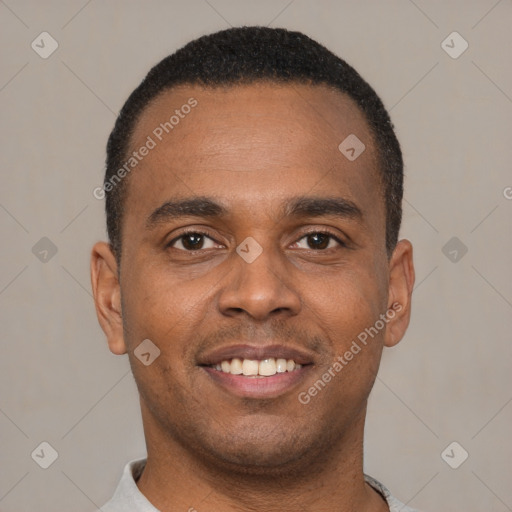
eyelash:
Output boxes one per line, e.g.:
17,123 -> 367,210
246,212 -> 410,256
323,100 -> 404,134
167,228 -> 347,252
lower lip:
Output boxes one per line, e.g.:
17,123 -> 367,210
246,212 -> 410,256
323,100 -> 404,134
202,366 -> 311,399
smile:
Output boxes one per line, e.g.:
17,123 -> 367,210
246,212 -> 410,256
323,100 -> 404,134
198,343 -> 314,398
209,357 -> 302,377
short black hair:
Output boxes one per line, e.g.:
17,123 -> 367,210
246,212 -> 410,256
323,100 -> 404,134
105,26 -> 403,260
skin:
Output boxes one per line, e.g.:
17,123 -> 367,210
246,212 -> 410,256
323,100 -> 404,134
91,83 -> 414,512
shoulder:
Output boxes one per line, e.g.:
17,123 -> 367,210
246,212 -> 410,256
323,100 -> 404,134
102,459 -> 159,512
364,474 -> 421,512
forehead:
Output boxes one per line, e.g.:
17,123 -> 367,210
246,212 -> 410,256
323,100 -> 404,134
131,82 -> 376,170
124,82 -> 383,229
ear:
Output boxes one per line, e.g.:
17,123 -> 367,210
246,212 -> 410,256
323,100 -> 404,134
90,242 -> 126,355
384,239 -> 415,348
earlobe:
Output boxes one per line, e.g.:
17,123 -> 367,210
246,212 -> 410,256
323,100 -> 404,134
90,242 -> 127,355
384,239 -> 415,348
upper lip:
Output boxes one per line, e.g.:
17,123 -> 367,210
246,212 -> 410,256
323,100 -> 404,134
198,344 -> 315,366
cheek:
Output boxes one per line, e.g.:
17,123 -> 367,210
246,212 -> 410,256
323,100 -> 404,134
120,276 -> 195,411
122,263 -> 191,332
120,262 -> 213,378
307,268 -> 386,339
304,267 -> 388,393
306,285 -> 385,410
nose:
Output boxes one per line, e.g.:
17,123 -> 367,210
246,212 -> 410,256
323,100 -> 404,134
218,243 -> 302,321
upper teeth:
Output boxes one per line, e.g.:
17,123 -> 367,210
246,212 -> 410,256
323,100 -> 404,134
213,358 -> 302,377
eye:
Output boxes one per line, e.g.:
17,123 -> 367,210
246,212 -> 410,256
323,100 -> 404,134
292,231 -> 345,250
168,231 -> 220,251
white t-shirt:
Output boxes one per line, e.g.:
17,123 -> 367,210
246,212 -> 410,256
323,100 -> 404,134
102,459 -> 420,512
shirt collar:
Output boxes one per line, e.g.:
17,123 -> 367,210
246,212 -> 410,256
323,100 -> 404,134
102,458 -> 419,512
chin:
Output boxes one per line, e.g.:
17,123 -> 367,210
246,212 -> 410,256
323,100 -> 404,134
219,445 -> 300,469
203,448 -> 309,478
191,421 -> 326,477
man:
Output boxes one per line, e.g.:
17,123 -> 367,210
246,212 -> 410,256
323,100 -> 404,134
91,26 -> 416,511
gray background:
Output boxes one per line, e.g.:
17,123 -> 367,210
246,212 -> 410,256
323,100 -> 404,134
1,1 -> 511,511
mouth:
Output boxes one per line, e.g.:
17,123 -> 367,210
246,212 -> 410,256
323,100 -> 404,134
208,357 -> 303,377
198,344 -> 314,399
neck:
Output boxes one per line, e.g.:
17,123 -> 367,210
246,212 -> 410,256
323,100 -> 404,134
136,403 -> 388,512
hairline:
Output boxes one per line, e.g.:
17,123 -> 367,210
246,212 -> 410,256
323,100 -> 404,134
113,80 -> 389,263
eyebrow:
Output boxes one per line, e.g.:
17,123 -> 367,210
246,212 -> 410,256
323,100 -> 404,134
146,197 -> 228,228
284,196 -> 362,221
146,195 -> 363,229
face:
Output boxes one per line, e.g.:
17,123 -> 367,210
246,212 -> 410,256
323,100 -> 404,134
92,83 -> 414,475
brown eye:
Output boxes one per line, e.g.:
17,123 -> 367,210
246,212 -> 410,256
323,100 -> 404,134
181,233 -> 204,250
306,233 -> 330,249
293,231 -> 344,251
169,232 -> 218,251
